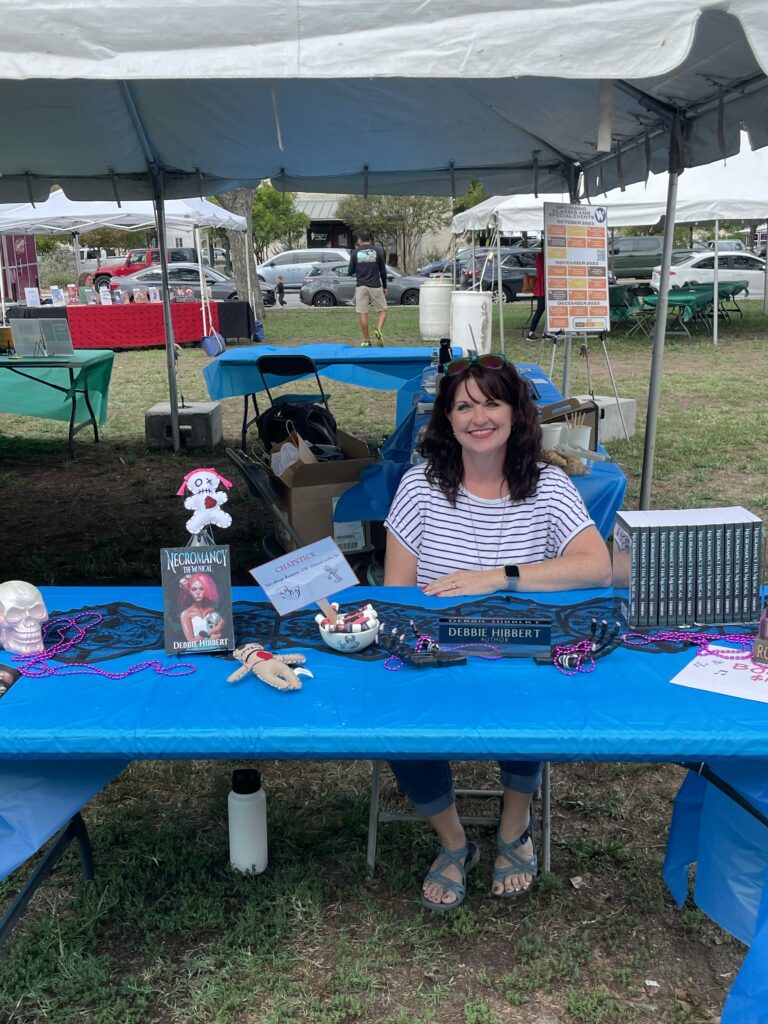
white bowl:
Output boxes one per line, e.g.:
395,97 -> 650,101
317,623 -> 380,653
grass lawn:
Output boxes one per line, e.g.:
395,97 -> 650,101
0,299 -> 766,1023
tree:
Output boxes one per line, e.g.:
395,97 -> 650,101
251,184 -> 310,262
453,180 -> 488,215
214,188 -> 265,319
79,227 -> 151,252
336,195 -> 452,274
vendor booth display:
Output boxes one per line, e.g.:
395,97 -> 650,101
6,300 -> 256,350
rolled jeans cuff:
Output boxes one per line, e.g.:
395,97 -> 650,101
499,764 -> 542,794
411,786 -> 457,818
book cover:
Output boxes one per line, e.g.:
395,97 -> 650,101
148,286 -> 161,303
24,286 -> 41,307
685,522 -> 697,624
647,525 -> 659,627
713,523 -> 724,623
723,523 -> 734,622
753,524 -> 764,619
50,285 -> 65,306
99,286 -> 113,306
112,288 -> 125,305
612,515 -> 640,626
675,523 -> 687,626
66,284 -> 79,304
161,545 -> 234,655
637,526 -> 649,626
733,524 -> 745,623
657,524 -> 669,627
133,289 -> 149,303
749,523 -> 764,620
694,524 -> 707,624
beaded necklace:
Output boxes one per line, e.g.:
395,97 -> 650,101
15,612 -> 196,679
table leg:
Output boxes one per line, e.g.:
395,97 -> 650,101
241,394 -> 261,449
0,812 -> 94,947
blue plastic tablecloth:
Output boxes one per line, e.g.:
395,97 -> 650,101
2,585 -> 767,1020
665,764 -> 768,1024
2,586 -> 765,764
203,344 -> 438,401
334,364 -> 628,537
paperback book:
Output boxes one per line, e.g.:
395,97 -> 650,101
161,545 -> 234,655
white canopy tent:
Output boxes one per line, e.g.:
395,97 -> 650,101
0,0 -> 767,491
0,192 -> 247,236
0,190 -> 248,339
452,132 -> 768,233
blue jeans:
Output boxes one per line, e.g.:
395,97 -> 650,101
388,759 -> 542,817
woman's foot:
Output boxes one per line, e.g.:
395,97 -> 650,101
526,332 -> 538,341
492,810 -> 537,896
421,841 -> 479,910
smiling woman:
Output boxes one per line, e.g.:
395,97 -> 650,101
382,352 -> 612,912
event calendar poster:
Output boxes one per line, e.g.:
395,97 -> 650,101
543,202 -> 610,333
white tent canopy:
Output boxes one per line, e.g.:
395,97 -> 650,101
0,2 -> 768,203
452,133 -> 768,233
0,191 -> 246,235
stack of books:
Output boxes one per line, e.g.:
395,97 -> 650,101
613,507 -> 763,627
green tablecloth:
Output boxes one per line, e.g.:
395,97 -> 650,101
0,351 -> 114,425
642,290 -> 713,323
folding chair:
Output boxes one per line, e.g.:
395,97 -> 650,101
366,761 -> 552,880
240,352 -> 332,448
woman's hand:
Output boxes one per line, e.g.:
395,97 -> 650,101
422,568 -> 506,597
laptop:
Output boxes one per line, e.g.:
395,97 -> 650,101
8,320 -> 46,356
39,319 -> 74,355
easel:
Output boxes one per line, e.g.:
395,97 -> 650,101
536,330 -> 630,441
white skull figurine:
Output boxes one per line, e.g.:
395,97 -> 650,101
0,581 -> 49,655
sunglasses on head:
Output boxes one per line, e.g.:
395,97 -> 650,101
443,352 -> 509,376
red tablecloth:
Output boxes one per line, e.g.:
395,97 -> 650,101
64,302 -> 219,349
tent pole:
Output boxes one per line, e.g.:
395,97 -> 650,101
495,215 -> 504,354
712,217 -> 719,347
194,226 -> 211,337
0,236 -> 7,325
72,231 -> 82,280
153,176 -> 181,451
639,170 -> 679,510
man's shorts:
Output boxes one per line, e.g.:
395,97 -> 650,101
355,286 -> 387,314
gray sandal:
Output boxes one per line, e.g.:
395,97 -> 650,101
420,841 -> 480,912
492,817 -> 538,898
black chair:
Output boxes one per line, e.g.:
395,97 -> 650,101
240,353 -> 332,448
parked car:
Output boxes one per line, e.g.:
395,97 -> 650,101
704,239 -> 748,251
257,247 -> 350,289
111,262 -> 276,305
460,248 -> 540,298
299,262 -> 423,306
608,236 -> 701,279
651,251 -> 766,300
82,247 -> 199,291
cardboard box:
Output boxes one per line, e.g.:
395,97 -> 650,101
268,430 -> 378,553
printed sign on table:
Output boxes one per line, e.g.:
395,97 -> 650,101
543,202 -> 609,333
250,537 -> 359,617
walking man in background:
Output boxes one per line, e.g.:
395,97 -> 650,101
349,230 -> 387,346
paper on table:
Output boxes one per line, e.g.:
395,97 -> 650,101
249,536 -> 359,617
670,645 -> 768,704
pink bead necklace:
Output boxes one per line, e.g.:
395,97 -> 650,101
622,629 -> 755,660
15,612 -> 196,679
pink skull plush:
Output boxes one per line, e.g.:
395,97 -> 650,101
0,581 -> 48,655
177,468 -> 233,535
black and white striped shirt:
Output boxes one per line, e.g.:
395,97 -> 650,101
385,463 -> 593,587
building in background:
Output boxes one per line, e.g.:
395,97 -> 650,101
1,234 -> 39,301
291,193 -> 452,265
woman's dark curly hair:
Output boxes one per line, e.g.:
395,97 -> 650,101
420,360 -> 542,505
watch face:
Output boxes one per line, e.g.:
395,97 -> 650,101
505,564 -> 520,579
